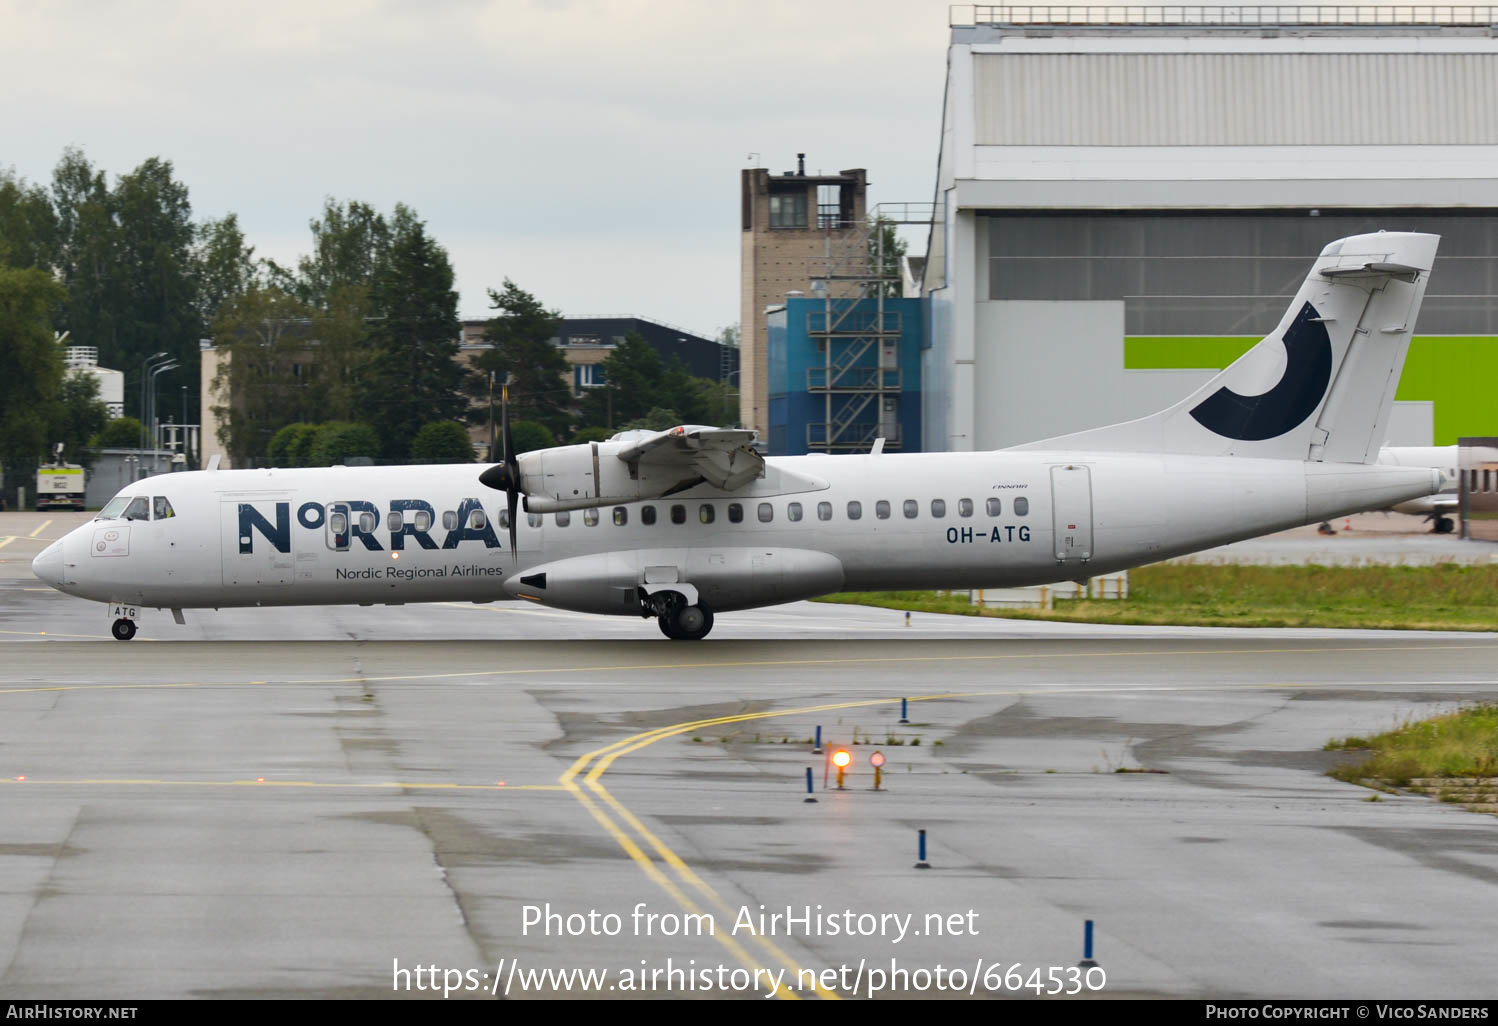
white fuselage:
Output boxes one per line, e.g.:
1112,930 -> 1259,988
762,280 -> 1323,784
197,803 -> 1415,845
39,450 -> 1439,615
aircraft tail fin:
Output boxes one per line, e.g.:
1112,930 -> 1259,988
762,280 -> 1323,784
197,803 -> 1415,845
1014,231 -> 1439,464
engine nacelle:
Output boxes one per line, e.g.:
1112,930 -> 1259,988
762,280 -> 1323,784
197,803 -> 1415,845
518,440 -> 703,513
502,547 -> 845,615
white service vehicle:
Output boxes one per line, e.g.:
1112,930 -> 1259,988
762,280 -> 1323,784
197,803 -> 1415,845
33,231 -> 1445,641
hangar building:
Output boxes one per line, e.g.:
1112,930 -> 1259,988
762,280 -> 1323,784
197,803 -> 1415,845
922,5 -> 1498,453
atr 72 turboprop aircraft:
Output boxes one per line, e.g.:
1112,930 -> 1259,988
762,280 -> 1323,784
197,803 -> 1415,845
33,231 -> 1446,641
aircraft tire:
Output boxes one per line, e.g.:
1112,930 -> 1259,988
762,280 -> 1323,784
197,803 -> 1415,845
657,615 -> 681,640
111,618 -> 137,642
667,604 -> 713,641
1434,516 -> 1455,534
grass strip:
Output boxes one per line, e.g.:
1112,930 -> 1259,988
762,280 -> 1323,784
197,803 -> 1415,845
1326,705 -> 1498,786
814,564 -> 1498,632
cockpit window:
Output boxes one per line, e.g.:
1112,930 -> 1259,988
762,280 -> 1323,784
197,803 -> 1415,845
98,496 -> 132,519
122,497 -> 150,521
153,496 -> 175,519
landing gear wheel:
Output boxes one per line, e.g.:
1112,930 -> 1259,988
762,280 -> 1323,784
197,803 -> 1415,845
1434,516 -> 1455,534
664,604 -> 713,641
111,618 -> 137,642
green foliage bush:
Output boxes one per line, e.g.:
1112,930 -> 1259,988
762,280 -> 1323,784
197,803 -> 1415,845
410,420 -> 474,463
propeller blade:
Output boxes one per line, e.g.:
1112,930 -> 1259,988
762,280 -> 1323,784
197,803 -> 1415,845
487,371 -> 496,463
508,490 -> 519,564
502,384 -> 515,476
502,383 -> 518,563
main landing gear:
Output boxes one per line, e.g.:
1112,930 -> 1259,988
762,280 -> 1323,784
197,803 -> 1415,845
111,618 -> 137,641
642,589 -> 715,641
658,603 -> 714,641
1432,515 -> 1455,535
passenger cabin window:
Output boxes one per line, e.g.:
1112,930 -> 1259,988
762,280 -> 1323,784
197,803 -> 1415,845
469,510 -> 486,531
758,502 -> 773,523
641,505 -> 657,526
555,511 -> 570,527
699,504 -> 715,524
787,502 -> 803,522
528,512 -> 543,528
1014,497 -> 1029,516
442,511 -> 458,531
875,500 -> 890,519
123,497 -> 150,521
585,508 -> 599,527
613,507 -> 628,526
153,496 -> 175,519
362,511 -> 379,533
986,497 -> 1002,516
930,499 -> 945,518
387,511 -> 404,532
414,510 -> 432,532
670,505 -> 686,525
728,503 -> 743,524
817,501 -> 832,521
903,499 -> 918,519
958,498 -> 973,518
498,508 -> 510,530
847,501 -> 862,520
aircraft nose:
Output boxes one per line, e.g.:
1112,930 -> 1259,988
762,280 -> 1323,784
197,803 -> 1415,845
31,540 -> 65,589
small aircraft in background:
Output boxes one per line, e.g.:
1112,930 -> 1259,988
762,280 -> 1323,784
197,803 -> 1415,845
33,231 -> 1444,640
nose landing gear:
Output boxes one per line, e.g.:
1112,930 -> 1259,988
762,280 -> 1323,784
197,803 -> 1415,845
108,603 -> 139,642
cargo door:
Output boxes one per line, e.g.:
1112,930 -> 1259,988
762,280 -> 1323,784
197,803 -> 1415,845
1050,465 -> 1093,564
221,497 -> 295,588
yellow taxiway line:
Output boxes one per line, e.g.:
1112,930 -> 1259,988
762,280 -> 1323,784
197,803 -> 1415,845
29,519 -> 53,538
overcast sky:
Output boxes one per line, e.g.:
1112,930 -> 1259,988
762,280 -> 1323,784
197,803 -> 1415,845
2,0 -> 954,339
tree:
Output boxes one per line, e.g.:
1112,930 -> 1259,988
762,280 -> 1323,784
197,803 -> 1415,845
209,285 -> 318,464
868,218 -> 908,298
266,422 -> 319,467
51,150 -> 207,422
619,408 -> 683,432
92,417 -> 145,448
578,332 -> 662,429
49,372 -> 109,466
357,207 -> 463,459
410,421 -> 474,463
570,426 -> 612,445
308,421 -> 381,465
0,168 -> 58,270
271,199 -> 390,310
195,213 -> 259,327
0,267 -> 68,507
508,420 -> 555,455
111,157 -> 201,402
51,148 -> 120,362
468,280 -> 571,437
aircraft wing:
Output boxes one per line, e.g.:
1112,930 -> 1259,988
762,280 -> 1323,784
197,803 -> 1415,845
616,426 -> 764,492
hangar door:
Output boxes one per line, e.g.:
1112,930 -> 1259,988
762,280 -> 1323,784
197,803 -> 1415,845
1050,465 -> 1093,564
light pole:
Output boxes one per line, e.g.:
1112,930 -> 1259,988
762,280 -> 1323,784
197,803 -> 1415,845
148,361 -> 180,455
139,352 -> 170,448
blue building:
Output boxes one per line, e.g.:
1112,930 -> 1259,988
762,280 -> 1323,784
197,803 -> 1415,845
766,296 -> 922,455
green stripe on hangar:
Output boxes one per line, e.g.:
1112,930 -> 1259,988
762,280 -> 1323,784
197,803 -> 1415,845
1123,336 -> 1498,446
